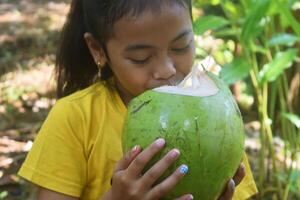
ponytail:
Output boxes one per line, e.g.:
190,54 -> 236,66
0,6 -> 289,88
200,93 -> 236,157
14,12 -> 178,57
55,0 -> 101,98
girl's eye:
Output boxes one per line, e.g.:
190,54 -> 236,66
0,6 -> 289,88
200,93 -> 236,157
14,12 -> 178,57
171,40 -> 194,53
130,57 -> 150,64
171,44 -> 191,53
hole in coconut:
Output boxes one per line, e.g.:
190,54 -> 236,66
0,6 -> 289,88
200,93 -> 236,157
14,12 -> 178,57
153,65 -> 219,97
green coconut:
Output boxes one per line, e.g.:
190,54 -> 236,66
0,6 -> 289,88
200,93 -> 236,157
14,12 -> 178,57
122,65 -> 245,200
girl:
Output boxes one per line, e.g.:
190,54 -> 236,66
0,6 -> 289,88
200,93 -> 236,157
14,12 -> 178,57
18,0 -> 258,199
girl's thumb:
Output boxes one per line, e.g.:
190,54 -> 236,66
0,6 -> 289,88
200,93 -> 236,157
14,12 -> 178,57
114,145 -> 142,172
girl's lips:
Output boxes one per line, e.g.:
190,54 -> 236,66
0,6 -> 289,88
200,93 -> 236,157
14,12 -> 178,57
166,78 -> 183,86
151,74 -> 185,89
153,64 -> 219,97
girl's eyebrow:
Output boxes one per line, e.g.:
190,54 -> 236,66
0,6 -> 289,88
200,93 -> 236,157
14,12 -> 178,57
171,29 -> 193,42
125,44 -> 153,52
124,29 -> 193,52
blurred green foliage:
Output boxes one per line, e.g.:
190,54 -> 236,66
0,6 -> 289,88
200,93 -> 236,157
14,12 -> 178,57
192,0 -> 300,199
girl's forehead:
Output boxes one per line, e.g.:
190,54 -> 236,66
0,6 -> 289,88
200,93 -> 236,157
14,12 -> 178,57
111,5 -> 192,43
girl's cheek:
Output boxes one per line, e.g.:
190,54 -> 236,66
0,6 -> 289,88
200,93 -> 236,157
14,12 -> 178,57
179,53 -> 195,74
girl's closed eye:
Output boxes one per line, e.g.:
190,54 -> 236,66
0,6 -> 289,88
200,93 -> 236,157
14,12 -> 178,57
129,56 -> 151,64
171,39 -> 194,53
128,40 -> 194,65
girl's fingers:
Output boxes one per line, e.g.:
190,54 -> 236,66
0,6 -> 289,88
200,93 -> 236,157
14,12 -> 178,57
218,163 -> 244,200
114,145 -> 142,173
218,179 -> 235,200
174,194 -> 194,200
141,148 -> 180,187
147,164 -> 189,200
127,138 -> 166,176
233,163 -> 246,186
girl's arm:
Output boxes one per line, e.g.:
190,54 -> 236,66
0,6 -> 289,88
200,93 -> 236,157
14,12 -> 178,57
37,187 -> 78,200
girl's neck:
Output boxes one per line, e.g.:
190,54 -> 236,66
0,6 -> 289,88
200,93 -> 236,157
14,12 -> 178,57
113,78 -> 133,107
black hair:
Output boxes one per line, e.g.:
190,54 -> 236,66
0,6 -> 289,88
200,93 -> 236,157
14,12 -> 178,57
55,0 -> 192,98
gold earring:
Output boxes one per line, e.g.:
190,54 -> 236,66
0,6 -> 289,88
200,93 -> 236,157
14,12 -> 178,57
97,61 -> 102,78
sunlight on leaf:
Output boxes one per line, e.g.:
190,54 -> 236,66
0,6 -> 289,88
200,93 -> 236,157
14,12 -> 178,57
282,113 -> 300,128
267,33 -> 300,47
193,15 -> 229,35
0,191 -> 8,199
259,49 -> 297,83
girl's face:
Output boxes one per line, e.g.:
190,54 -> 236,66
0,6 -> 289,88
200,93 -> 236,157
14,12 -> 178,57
87,4 -> 195,105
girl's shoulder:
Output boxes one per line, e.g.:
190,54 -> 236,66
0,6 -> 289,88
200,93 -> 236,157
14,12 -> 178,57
60,80 -> 109,103
35,78 -> 125,152
53,78 -> 126,118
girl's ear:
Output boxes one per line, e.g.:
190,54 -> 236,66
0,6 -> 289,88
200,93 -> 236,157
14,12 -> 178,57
84,32 -> 107,68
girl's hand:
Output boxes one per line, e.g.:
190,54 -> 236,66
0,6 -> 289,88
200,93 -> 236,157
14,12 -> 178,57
218,163 -> 246,200
103,138 -> 193,200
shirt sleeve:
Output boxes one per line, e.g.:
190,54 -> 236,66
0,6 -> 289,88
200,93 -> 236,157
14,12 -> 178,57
18,99 -> 87,197
233,153 -> 258,200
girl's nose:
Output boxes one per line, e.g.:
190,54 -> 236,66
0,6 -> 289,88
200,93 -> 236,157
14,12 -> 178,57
153,58 -> 176,80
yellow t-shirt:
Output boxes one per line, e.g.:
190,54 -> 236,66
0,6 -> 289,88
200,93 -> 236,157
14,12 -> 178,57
18,79 -> 258,200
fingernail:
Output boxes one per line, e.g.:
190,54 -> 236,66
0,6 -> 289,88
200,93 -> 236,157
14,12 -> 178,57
131,145 -> 140,154
179,165 -> 189,174
187,194 -> 193,200
170,149 -> 180,158
229,179 -> 235,191
240,163 -> 245,170
155,138 -> 165,147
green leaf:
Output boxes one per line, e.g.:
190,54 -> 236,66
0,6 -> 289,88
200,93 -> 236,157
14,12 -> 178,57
193,15 -> 229,35
241,0 -> 271,45
250,42 -> 268,54
222,1 -> 242,21
240,0 -> 253,12
267,33 -> 300,47
290,170 -> 300,193
193,0 -> 220,7
259,49 -> 297,83
0,191 -> 8,199
289,0 -> 299,8
213,27 -> 241,37
282,113 -> 300,128
220,58 -> 251,84
277,1 -> 300,36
